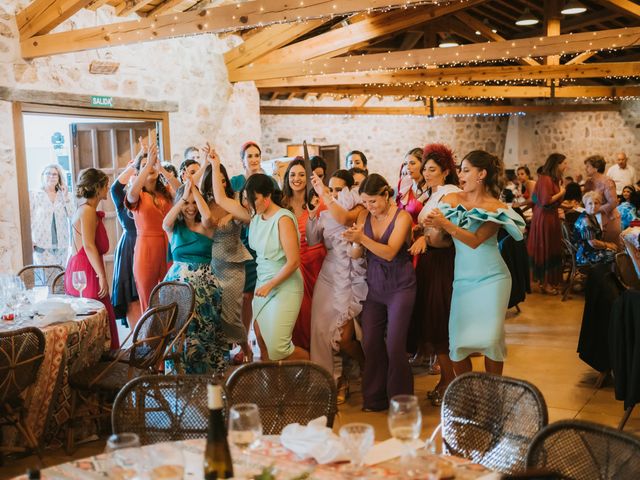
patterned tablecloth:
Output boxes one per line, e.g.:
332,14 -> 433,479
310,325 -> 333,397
10,437 -> 493,480
621,227 -> 640,278
0,296 -> 110,448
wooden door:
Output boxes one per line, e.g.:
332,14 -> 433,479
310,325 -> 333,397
70,121 -> 158,282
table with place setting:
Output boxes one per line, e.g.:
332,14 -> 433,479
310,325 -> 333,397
0,291 -> 111,448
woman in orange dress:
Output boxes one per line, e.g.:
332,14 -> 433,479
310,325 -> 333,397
282,158 -> 327,351
126,144 -> 173,313
65,168 -> 119,350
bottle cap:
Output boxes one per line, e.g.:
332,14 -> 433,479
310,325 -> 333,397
207,384 -> 224,410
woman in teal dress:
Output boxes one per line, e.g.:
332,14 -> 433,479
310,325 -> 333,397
162,178 -> 225,374
426,150 -> 525,376
205,146 -> 308,361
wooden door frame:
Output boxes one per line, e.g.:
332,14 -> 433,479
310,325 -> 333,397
12,102 -> 171,267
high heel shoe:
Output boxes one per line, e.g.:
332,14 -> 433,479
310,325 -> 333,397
430,390 -> 443,407
337,379 -> 350,405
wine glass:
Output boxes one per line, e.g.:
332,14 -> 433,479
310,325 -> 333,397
228,403 -> 262,475
4,277 -> 26,325
105,433 -> 143,479
72,271 -> 87,299
105,433 -> 141,452
339,423 -> 375,477
388,395 -> 423,476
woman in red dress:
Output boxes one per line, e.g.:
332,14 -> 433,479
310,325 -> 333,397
65,168 -> 119,350
282,158 -> 327,351
527,153 -> 568,295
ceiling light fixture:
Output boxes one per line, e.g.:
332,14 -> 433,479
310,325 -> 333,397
438,33 -> 459,48
515,8 -> 539,26
561,0 -> 587,15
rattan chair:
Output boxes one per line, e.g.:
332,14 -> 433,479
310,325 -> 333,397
148,281 -> 196,369
50,271 -> 66,295
112,375 -> 213,446
440,372 -> 548,474
17,264 -> 64,290
614,252 -> 640,291
225,361 -> 337,435
0,327 -> 46,460
66,303 -> 178,452
526,419 -> 640,479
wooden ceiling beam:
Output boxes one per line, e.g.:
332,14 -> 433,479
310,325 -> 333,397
231,26 -> 640,82
544,0 -> 561,66
16,0 -> 93,39
353,95 -> 370,107
260,103 -> 622,115
565,51 -> 597,65
86,0 -> 111,10
253,0 -> 488,65
145,0 -> 190,17
455,11 -> 540,66
258,84 -> 640,98
600,0 -> 640,18
225,19 -> 325,71
254,62 -> 640,88
20,0 -> 426,58
115,0 -> 156,17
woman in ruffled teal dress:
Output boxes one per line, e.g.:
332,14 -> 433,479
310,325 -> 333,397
162,177 -> 225,374
425,150 -> 525,376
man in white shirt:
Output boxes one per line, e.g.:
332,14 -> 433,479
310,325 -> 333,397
607,152 -> 636,195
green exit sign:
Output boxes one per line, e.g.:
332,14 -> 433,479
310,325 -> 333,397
91,95 -> 113,108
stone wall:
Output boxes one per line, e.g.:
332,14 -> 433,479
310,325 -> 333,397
0,3 -> 261,271
261,100 -> 640,183
261,112 -> 509,184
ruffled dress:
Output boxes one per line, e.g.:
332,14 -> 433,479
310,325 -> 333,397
307,188 -> 368,380
440,204 -> 525,362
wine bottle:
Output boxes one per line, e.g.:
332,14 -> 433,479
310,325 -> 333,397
204,384 -> 234,479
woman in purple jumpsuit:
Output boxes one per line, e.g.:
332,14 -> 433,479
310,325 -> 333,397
344,173 -> 416,411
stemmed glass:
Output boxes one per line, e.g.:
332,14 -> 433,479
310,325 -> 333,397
388,395 -> 423,477
3,277 -> 27,324
228,403 -> 262,474
105,433 -> 143,480
72,271 -> 87,299
339,423 -> 375,477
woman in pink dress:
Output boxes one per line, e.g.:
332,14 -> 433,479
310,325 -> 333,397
396,147 -> 427,225
281,158 -> 327,351
65,168 -> 119,350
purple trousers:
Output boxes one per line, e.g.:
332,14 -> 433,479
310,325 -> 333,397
361,285 -> 416,410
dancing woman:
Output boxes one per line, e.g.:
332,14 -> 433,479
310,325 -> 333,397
425,150 -> 525,376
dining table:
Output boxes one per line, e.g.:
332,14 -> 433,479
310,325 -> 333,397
1,295 -> 111,449
621,226 -> 640,278
9,436 -> 495,480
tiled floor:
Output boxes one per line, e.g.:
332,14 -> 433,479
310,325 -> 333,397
2,292 -> 638,478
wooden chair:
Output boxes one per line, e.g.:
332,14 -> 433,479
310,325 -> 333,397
440,372 -> 548,474
112,375 -> 212,446
51,271 -> 66,295
17,264 -> 63,290
225,361 -> 337,435
561,222 -> 592,301
66,303 -> 178,452
0,328 -> 46,462
526,419 -> 640,479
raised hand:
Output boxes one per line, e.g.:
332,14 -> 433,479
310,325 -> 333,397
310,172 -> 326,197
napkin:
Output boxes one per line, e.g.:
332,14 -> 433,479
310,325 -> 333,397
33,299 -> 76,324
362,437 -> 424,466
280,416 -> 349,464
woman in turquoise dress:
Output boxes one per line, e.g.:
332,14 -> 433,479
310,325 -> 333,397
162,178 -> 225,374
425,150 -> 525,376
205,146 -> 308,361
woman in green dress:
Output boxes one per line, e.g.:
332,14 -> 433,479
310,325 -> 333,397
162,177 -> 225,374
204,145 -> 308,361
425,150 -> 525,376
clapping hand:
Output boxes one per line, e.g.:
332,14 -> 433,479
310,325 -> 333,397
342,223 -> 364,243
424,209 -> 446,228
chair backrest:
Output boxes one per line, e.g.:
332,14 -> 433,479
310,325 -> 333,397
0,327 -> 46,406
526,419 -> 640,479
112,374 -> 212,446
225,361 -> 337,435
51,271 -> 66,295
17,264 -> 64,289
129,303 -> 178,370
614,252 -> 640,291
148,281 -> 195,343
441,372 -> 548,474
